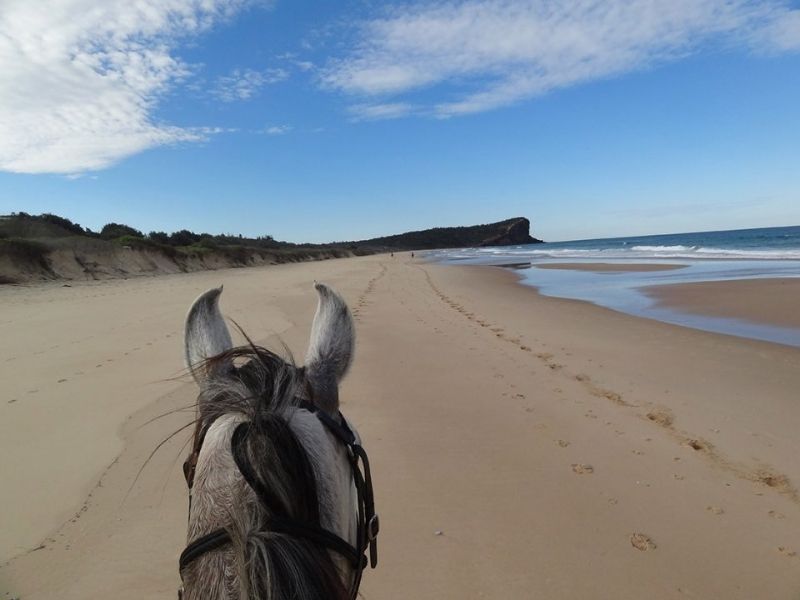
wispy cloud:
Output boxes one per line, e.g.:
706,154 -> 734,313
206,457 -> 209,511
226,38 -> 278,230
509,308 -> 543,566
322,0 -> 800,118
211,67 -> 288,102
348,102 -> 414,121
263,124 -> 292,135
753,7 -> 800,51
0,0 -> 257,174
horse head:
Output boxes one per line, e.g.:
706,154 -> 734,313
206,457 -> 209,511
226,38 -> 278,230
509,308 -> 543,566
179,283 -> 377,599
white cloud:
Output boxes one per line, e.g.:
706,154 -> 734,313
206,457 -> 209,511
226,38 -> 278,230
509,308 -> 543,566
211,67 -> 288,102
0,0 -> 254,174
264,124 -> 292,135
322,0 -> 800,117
348,102 -> 414,121
754,8 -> 800,51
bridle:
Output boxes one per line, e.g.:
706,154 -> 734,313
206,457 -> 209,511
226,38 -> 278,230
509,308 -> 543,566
178,400 -> 379,599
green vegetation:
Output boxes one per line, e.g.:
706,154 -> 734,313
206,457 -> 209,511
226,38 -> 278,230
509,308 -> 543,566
100,223 -> 143,239
0,238 -> 51,266
2,212 -> 541,252
0,212 -> 540,284
1,212 -> 92,239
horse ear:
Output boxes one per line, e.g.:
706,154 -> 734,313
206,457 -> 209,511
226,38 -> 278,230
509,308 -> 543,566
304,282 -> 354,412
185,286 -> 233,384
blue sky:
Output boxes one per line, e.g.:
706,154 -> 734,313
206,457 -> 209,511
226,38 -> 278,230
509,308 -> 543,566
1,0 -> 799,242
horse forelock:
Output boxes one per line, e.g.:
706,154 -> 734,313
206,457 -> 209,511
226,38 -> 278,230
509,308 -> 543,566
183,345 -> 353,600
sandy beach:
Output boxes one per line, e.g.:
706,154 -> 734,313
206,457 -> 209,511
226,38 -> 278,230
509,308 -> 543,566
642,277 -> 800,329
2,255 -> 800,599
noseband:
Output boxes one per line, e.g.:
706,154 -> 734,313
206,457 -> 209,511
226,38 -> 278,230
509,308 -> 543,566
179,401 -> 378,599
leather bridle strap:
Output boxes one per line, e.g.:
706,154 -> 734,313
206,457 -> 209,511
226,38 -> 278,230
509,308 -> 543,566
179,529 -> 230,571
179,403 -> 379,600
230,420 -> 366,569
289,401 -> 378,570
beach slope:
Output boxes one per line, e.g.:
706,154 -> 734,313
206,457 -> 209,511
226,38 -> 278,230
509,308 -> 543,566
1,256 -> 799,599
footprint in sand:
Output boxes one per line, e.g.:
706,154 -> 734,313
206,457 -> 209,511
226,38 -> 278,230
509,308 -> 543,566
592,388 -> 628,406
755,471 -> 792,493
684,438 -> 710,452
571,463 -> 594,474
706,506 -> 725,515
630,533 -> 657,551
778,546 -> 797,557
768,510 -> 786,519
556,439 -> 570,448
57,378 -> 67,383
646,409 -> 674,428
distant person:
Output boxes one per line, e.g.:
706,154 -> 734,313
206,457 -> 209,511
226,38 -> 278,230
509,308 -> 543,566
411,252 -> 415,259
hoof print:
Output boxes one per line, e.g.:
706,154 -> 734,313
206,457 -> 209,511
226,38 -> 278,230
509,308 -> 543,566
630,533 -> 656,551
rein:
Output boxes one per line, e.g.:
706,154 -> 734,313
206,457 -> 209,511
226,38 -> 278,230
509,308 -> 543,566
178,401 -> 379,600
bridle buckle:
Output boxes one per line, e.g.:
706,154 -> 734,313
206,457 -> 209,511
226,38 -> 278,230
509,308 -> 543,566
367,513 -> 380,541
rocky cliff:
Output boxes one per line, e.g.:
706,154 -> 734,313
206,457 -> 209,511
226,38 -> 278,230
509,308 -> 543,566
478,218 -> 541,246
345,217 -> 543,251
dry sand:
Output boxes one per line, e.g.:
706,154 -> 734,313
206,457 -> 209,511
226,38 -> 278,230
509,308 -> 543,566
642,277 -> 800,329
2,255 -> 800,599
535,262 -> 688,272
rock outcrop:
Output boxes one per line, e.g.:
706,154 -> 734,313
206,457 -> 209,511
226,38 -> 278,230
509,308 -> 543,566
478,217 -> 542,247
346,216 -> 543,251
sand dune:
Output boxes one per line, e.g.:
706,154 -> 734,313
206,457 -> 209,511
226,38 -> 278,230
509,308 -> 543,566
2,255 -> 799,599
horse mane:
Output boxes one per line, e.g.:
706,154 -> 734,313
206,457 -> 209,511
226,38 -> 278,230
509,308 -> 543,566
190,344 -> 350,600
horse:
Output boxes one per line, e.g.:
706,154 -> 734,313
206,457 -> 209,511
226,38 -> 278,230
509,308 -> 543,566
178,283 -> 378,599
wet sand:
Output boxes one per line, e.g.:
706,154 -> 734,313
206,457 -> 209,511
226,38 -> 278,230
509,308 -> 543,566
2,256 -> 800,599
535,262 -> 688,272
642,277 -> 800,329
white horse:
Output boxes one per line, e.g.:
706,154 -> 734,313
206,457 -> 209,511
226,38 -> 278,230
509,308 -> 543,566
179,283 -> 378,599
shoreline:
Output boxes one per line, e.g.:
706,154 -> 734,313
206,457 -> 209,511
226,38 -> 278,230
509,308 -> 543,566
487,259 -> 800,348
2,255 -> 800,599
534,262 -> 688,272
641,277 -> 800,330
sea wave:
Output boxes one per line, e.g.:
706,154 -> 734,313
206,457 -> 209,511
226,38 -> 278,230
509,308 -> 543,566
435,245 -> 800,261
630,245 -> 697,252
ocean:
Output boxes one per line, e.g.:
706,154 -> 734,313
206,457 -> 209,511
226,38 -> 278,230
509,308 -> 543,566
430,225 -> 800,347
